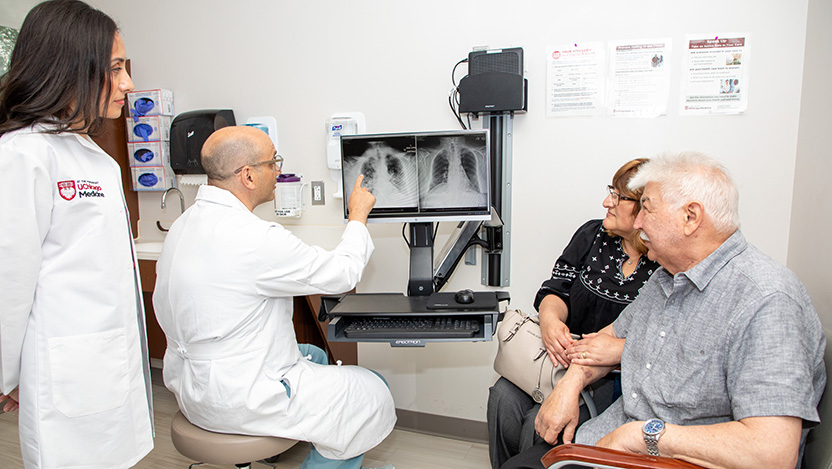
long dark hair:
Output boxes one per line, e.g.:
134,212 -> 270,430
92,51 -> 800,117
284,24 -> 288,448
0,0 -> 117,137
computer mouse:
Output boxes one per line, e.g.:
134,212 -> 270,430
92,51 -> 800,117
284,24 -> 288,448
454,289 -> 475,304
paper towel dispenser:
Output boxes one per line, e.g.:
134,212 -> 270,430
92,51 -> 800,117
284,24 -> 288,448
170,109 -> 236,174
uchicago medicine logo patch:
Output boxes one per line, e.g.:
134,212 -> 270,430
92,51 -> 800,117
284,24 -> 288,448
57,180 -> 76,200
57,180 -> 105,201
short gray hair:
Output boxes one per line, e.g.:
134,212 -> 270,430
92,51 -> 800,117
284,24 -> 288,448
628,151 -> 740,233
201,131 -> 258,181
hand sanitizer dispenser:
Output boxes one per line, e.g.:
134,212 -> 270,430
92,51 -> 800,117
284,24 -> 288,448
245,116 -> 278,150
326,112 -> 365,198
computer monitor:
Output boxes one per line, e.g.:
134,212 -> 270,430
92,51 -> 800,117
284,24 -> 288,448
340,129 -> 492,296
340,130 -> 491,224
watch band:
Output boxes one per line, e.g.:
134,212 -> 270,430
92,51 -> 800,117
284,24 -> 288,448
644,434 -> 660,456
642,419 -> 665,456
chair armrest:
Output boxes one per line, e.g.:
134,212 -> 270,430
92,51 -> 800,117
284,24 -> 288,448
541,444 -> 706,469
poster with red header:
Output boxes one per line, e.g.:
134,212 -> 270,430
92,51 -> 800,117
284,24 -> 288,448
546,42 -> 604,117
681,33 -> 750,115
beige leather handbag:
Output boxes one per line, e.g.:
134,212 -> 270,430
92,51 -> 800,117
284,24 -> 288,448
494,309 -> 566,403
494,309 -> 595,415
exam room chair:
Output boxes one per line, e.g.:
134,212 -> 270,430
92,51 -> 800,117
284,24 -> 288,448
171,410 -> 299,469
542,326 -> 832,469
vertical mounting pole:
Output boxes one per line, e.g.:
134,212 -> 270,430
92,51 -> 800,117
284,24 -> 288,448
480,113 -> 513,287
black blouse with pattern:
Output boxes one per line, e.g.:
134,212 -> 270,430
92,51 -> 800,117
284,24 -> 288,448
533,219 -> 660,335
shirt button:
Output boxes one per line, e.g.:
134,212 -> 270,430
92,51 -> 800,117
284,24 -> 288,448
646,363 -> 652,369
631,392 -> 638,399
660,331 -> 666,337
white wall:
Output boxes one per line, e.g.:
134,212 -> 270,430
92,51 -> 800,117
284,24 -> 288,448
789,0 -> 832,329
1,0 -> 816,423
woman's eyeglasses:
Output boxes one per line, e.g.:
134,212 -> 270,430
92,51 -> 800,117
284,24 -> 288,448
607,185 -> 638,206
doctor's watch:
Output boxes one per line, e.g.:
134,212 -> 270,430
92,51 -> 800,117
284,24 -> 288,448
642,419 -> 665,456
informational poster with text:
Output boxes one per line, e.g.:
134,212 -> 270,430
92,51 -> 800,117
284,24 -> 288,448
680,33 -> 750,115
546,42 -> 604,117
607,38 -> 672,118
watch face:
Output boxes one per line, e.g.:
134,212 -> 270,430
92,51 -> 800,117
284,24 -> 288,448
644,419 -> 664,435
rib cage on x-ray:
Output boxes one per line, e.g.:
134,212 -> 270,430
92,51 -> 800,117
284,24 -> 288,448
342,135 -> 488,212
418,136 -> 488,209
343,141 -> 419,208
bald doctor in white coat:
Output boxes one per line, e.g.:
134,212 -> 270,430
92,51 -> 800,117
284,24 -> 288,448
153,126 -> 396,468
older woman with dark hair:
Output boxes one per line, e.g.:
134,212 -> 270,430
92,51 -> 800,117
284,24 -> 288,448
488,158 -> 660,468
0,1 -> 153,467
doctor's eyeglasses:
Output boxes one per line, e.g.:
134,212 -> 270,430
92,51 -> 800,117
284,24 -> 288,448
607,185 -> 638,206
234,154 -> 284,174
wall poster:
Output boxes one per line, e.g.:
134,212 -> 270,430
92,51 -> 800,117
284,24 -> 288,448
607,38 -> 672,118
546,42 -> 604,117
680,33 -> 750,115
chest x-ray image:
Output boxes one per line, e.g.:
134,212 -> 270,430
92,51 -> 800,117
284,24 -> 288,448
342,136 -> 419,209
416,134 -> 489,210
341,132 -> 489,216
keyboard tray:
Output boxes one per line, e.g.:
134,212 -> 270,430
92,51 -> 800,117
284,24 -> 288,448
343,316 -> 481,339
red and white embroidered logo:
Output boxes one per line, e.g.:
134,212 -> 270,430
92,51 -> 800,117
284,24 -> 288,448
57,180 -> 76,201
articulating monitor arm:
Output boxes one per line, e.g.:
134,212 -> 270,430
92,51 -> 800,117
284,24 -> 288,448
433,209 -> 504,291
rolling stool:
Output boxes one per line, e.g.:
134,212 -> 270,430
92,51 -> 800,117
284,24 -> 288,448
171,411 -> 299,469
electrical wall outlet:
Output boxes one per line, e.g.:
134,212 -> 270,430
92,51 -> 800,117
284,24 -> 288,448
311,181 -> 325,206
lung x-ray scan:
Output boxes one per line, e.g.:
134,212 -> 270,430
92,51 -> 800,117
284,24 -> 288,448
342,131 -> 489,219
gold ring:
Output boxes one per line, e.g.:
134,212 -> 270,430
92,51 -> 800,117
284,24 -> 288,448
581,352 -> 587,359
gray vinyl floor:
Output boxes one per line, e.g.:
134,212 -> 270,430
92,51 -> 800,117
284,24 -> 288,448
0,369 -> 490,469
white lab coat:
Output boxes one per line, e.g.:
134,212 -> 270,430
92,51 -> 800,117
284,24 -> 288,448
0,125 -> 154,468
153,185 -> 396,460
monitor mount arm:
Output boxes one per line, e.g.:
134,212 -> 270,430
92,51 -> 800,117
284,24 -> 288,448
407,209 -> 504,296
432,210 -> 504,292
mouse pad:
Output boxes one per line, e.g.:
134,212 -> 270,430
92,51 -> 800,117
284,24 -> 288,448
425,291 -> 499,310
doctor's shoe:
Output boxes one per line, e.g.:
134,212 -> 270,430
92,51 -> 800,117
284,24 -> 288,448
360,465 -> 394,469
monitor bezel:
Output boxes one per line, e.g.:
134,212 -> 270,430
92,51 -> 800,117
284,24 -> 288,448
340,129 -> 492,224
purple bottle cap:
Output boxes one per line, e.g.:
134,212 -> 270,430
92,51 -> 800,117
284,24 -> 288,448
276,173 -> 301,183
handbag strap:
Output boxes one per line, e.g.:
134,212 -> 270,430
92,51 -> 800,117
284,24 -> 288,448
503,311 -> 539,342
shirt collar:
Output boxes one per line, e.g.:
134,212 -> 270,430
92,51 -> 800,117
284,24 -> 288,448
678,229 -> 747,291
195,184 -> 250,212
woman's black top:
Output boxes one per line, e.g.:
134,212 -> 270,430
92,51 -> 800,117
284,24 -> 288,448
533,219 -> 660,335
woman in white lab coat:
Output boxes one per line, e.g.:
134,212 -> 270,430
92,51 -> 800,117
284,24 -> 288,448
0,1 -> 154,467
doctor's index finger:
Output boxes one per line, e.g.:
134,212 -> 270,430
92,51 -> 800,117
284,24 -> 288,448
354,174 -> 366,190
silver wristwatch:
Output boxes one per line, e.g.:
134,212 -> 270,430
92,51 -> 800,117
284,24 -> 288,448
642,418 -> 665,456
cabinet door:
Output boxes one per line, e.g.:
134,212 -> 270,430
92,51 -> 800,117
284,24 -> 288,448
138,260 -> 166,361
295,295 -> 357,365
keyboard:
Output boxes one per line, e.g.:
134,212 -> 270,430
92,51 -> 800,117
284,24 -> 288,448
343,316 -> 480,339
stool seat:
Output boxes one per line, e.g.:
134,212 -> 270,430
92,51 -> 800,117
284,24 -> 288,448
171,411 -> 299,465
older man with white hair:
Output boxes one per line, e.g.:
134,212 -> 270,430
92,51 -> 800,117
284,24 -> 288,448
503,151 -> 825,469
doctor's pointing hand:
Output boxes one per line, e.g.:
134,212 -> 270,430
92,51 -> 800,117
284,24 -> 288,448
347,174 -> 377,224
